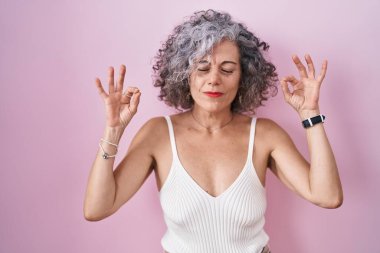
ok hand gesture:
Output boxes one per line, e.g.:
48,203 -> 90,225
280,54 -> 327,116
95,65 -> 141,129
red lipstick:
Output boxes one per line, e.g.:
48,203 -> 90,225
204,92 -> 223,98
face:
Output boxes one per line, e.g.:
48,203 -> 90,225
189,39 -> 241,112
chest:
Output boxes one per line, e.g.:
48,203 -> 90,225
153,120 -> 271,197
176,131 -> 249,189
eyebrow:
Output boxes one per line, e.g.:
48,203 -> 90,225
198,60 -> 237,65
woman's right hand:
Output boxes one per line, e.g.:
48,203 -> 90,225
95,65 -> 141,129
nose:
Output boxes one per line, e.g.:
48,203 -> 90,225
207,68 -> 221,86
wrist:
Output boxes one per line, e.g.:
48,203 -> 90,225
298,108 -> 320,120
103,126 -> 125,144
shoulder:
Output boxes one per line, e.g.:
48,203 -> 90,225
128,116 -> 169,152
256,117 -> 292,150
135,116 -> 169,142
256,117 -> 282,132
140,116 -> 168,132
122,116 -> 174,160
141,112 -> 190,132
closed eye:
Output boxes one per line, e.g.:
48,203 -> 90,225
197,69 -> 233,74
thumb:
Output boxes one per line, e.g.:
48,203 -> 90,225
280,78 -> 292,103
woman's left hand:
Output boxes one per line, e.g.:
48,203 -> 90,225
280,54 -> 327,117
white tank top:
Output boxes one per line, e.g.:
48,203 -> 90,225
159,115 -> 269,253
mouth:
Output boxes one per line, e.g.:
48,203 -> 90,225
204,92 -> 224,98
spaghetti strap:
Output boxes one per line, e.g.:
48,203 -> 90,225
247,117 -> 257,163
164,116 -> 178,159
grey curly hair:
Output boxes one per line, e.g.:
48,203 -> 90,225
152,9 -> 278,114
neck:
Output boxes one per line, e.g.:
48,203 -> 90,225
190,106 -> 234,132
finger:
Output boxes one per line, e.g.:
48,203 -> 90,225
317,60 -> 328,83
305,54 -> 315,79
122,86 -> 140,103
108,66 -> 115,93
129,90 -> 141,113
292,55 -> 308,78
117,65 -> 126,93
95,78 -> 108,100
283,75 -> 304,91
280,78 -> 292,102
123,86 -> 139,96
283,75 -> 299,86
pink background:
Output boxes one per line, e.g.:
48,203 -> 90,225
1,0 -> 379,252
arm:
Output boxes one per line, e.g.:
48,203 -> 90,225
270,54 -> 343,208
84,64 -> 151,221
299,109 -> 342,207
83,126 -> 124,221
83,119 -> 157,221
267,116 -> 343,208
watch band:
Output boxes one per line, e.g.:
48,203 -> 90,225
302,114 -> 326,128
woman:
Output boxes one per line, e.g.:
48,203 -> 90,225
84,9 -> 343,253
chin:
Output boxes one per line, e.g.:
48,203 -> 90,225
196,102 -> 232,113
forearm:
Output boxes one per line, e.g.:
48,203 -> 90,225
83,126 -> 125,220
300,110 -> 343,207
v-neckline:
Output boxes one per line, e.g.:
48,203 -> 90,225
169,116 -> 254,200
177,156 -> 252,200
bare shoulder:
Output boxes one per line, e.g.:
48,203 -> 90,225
132,116 -> 169,152
256,117 -> 291,151
256,117 -> 284,133
140,116 -> 168,138
256,117 -> 283,132
139,116 -> 167,131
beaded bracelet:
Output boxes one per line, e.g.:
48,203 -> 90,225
99,138 -> 118,159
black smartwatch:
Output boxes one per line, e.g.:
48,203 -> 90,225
302,114 -> 326,128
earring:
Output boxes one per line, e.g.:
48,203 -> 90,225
238,94 -> 243,104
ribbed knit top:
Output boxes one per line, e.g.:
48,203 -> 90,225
159,115 -> 269,253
